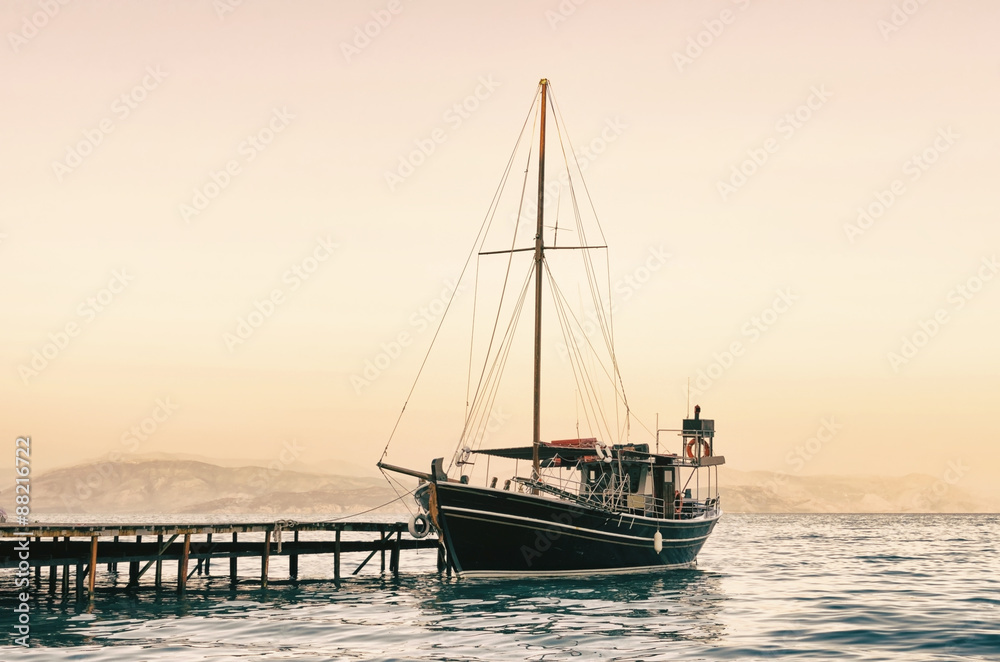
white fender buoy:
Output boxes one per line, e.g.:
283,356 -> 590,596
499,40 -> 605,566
653,530 -> 663,553
595,444 -> 607,460
408,512 -> 432,539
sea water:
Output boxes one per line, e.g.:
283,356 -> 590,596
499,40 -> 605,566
2,514 -> 997,660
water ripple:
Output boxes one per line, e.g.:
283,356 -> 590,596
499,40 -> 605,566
2,514 -> 999,660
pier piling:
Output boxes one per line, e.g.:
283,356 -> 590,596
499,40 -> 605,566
334,530 -> 341,582
108,536 -> 118,573
230,532 -> 238,585
261,530 -> 271,588
88,536 -> 98,593
128,535 -> 141,587
48,538 -> 57,594
34,537 -> 41,587
62,537 -> 70,596
178,534 -> 190,593
289,531 -> 299,579
155,535 -> 163,589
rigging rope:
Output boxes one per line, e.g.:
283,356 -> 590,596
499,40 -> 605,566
383,80 -> 660,483
319,476 -> 417,524
453,92 -> 541,469
379,86 -> 541,466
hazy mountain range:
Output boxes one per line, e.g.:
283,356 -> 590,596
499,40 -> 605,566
9,458 -> 407,516
716,467 -> 997,514
4,456 -> 996,516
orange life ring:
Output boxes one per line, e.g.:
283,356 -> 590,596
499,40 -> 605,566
685,438 -> 711,458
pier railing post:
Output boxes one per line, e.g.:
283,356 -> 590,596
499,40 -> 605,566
261,530 -> 271,589
178,533 -> 191,593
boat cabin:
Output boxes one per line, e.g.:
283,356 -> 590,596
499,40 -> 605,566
470,419 -> 724,520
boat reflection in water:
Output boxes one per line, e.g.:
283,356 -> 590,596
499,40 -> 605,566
417,570 -> 729,644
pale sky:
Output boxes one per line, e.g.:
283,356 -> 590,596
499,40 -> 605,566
2,1 -> 998,497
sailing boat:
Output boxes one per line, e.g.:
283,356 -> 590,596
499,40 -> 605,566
379,79 -> 724,577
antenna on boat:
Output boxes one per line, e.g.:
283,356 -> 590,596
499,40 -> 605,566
686,378 -> 690,418
531,78 -> 548,488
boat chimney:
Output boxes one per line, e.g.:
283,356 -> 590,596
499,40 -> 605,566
694,404 -> 700,420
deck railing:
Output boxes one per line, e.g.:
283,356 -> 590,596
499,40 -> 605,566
512,476 -> 721,520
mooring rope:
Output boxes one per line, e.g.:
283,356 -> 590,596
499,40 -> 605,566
314,484 -> 417,524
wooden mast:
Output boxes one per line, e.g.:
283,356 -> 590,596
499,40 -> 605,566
532,79 -> 548,485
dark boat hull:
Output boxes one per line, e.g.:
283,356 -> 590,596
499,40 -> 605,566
434,482 -> 719,577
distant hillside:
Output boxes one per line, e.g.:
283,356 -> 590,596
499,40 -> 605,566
4,459 -> 409,516
3,460 -> 995,516
718,468 -> 998,513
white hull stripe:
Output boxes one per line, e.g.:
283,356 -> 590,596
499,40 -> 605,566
457,563 -> 696,579
441,505 -> 712,546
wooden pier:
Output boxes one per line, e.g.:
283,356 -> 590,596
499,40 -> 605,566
0,521 -> 446,599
